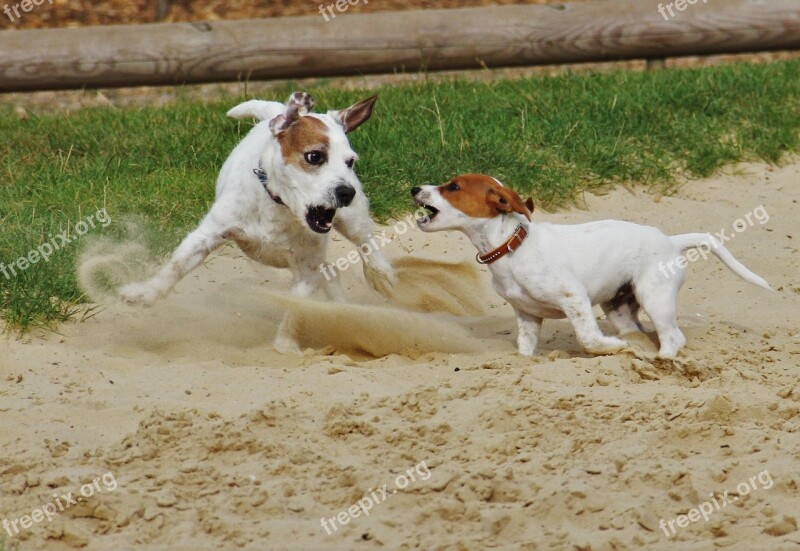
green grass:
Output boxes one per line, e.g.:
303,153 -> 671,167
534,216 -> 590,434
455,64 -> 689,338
1,60 -> 799,330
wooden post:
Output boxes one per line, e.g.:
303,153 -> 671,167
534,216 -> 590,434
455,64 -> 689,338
0,0 -> 798,92
156,0 -> 171,21
646,59 -> 667,71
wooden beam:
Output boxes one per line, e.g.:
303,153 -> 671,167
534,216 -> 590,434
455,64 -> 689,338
0,0 -> 799,92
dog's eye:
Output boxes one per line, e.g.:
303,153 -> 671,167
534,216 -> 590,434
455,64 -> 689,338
304,151 -> 326,166
447,182 -> 460,192
346,158 -> 355,169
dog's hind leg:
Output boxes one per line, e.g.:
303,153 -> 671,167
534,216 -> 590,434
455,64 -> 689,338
274,253 -> 339,354
324,277 -> 346,303
602,301 -> 645,335
601,282 -> 646,335
120,215 -> 228,306
274,313 -> 302,355
635,274 -> 686,358
333,194 -> 396,297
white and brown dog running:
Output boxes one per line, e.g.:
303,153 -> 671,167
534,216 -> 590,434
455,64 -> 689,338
412,174 -> 771,358
120,92 -> 396,349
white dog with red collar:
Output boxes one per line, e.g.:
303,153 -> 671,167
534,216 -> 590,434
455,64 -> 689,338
412,173 -> 771,358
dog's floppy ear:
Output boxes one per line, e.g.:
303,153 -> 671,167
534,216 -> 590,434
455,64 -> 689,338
269,114 -> 289,136
331,95 -> 378,133
270,91 -> 315,136
487,186 -> 532,220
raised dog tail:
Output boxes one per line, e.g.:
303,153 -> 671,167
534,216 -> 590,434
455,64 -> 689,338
226,100 -> 284,122
669,233 -> 773,291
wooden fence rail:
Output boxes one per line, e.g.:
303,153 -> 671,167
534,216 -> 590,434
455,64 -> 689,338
0,0 -> 799,92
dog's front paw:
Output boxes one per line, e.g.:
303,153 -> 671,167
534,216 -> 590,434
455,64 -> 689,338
585,336 -> 628,356
517,346 -> 535,357
119,282 -> 160,307
363,259 -> 397,298
274,314 -> 302,355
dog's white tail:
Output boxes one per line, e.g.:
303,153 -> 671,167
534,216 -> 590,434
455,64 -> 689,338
669,233 -> 772,290
226,100 -> 284,122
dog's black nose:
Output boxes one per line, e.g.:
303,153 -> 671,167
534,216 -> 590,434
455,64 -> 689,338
335,185 -> 356,207
411,186 -> 422,196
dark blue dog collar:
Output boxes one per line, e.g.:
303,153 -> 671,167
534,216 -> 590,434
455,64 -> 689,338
253,165 -> 284,206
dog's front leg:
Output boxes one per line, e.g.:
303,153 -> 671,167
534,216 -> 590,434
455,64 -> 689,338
298,250 -> 346,303
514,308 -> 543,357
120,215 -> 227,306
287,247 -> 331,299
274,254 -> 337,355
333,194 -> 396,297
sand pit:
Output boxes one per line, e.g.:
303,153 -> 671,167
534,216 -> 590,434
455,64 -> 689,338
1,161 -> 799,550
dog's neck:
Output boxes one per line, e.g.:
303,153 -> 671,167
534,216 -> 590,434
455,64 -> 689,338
257,146 -> 292,204
461,214 -> 531,258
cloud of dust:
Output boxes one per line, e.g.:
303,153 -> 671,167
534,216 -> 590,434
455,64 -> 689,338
76,220 -> 493,359
272,258 -> 489,357
76,216 -> 161,302
276,297 -> 483,357
389,257 -> 485,316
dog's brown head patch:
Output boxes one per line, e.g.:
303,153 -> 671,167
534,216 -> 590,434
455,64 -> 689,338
439,174 -> 531,220
276,116 -> 330,171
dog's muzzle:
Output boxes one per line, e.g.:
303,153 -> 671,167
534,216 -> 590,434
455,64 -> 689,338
411,186 -> 439,227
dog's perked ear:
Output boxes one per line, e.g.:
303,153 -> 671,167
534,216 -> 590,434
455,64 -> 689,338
487,186 -> 532,221
286,91 -> 315,117
331,95 -> 378,133
525,197 -> 535,214
269,91 -> 316,136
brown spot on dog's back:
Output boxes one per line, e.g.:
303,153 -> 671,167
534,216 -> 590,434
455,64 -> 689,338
277,116 -> 329,171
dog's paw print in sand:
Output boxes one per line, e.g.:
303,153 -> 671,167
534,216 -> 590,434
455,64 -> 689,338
616,346 -> 718,384
381,388 -> 440,420
323,403 -> 376,437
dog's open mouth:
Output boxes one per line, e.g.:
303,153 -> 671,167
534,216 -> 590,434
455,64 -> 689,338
414,198 -> 439,226
306,206 -> 337,234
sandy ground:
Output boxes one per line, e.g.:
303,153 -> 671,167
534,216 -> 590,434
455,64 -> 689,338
1,160 -> 799,550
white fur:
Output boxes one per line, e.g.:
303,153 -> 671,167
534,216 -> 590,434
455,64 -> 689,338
120,94 -> 396,351
414,184 -> 771,358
